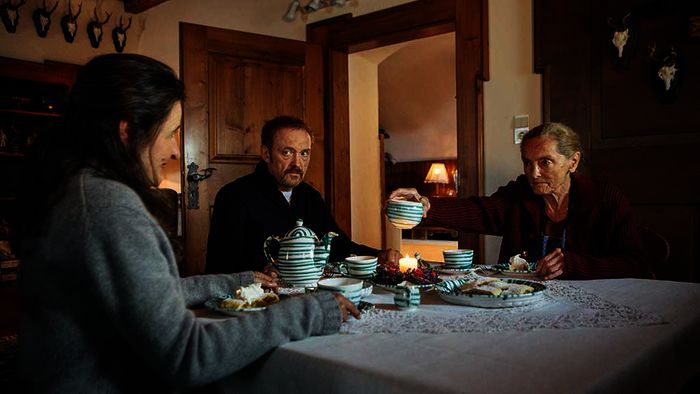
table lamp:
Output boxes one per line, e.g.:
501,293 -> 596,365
424,162 -> 449,196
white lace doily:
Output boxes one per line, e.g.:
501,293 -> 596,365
340,280 -> 666,334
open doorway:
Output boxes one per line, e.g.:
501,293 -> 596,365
348,33 -> 458,261
307,0 -> 488,263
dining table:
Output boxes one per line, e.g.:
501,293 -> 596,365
206,272 -> 700,394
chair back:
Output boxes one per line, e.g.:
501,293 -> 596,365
638,226 -> 670,279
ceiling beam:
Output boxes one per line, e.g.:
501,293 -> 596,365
122,0 -> 171,14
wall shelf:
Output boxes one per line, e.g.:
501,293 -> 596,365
0,109 -> 62,118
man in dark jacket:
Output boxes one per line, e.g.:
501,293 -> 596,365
206,115 -> 400,274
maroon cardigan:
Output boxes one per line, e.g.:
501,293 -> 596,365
425,173 -> 652,279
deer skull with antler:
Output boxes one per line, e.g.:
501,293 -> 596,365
32,0 -> 59,38
608,13 -> 632,59
649,44 -> 679,92
87,7 -> 111,48
60,0 -> 82,43
0,0 -> 27,33
112,15 -> 132,53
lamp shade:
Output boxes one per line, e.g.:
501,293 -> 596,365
424,163 -> 449,184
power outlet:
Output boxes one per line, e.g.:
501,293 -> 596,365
513,115 -> 529,144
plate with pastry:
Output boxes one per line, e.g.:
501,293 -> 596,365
205,283 -> 280,315
436,276 -> 546,308
488,254 -> 539,278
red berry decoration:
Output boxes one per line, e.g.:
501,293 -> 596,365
374,262 -> 441,286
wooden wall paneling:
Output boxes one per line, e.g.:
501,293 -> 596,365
630,204 -> 698,282
592,1 -> 700,149
326,49 -> 352,233
0,56 -> 79,86
209,57 -> 304,162
535,0 -> 700,281
304,43 -> 326,196
589,0 -> 700,282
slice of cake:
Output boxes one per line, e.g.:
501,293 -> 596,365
219,283 -> 280,310
508,254 -> 531,271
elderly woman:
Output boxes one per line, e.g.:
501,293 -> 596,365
19,54 -> 358,392
390,122 -> 651,280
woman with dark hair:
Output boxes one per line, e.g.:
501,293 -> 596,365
388,122 -> 651,280
19,54 -> 358,392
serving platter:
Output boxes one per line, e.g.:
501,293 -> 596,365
436,278 -> 547,308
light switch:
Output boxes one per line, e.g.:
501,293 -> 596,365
513,115 -> 529,144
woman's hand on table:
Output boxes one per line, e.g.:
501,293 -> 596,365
536,248 -> 565,280
387,188 -> 431,217
334,293 -> 361,322
253,271 -> 279,290
378,249 -> 402,267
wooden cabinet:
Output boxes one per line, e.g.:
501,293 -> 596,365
0,57 -> 78,334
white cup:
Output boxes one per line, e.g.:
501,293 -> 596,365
317,277 -> 364,305
442,249 -> 474,269
386,199 -> 423,229
342,256 -> 378,279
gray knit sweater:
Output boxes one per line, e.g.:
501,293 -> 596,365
19,169 -> 341,392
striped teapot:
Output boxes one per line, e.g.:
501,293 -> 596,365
264,219 -> 333,287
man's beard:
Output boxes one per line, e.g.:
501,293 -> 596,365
280,165 -> 304,188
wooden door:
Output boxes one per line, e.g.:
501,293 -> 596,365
180,23 -> 323,276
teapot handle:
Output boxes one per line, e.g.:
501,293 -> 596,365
263,236 -> 280,266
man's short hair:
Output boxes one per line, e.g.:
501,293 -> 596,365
261,115 -> 314,149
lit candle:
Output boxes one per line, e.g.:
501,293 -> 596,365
399,254 -> 418,273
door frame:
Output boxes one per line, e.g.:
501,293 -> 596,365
307,0 -> 489,260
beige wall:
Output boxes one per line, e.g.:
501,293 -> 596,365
348,55 -> 382,248
380,33 -> 457,162
482,0 -> 541,262
138,0 -> 417,76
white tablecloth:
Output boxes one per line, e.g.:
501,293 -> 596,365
218,279 -> 700,393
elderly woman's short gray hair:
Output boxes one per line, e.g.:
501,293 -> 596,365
520,122 -> 581,159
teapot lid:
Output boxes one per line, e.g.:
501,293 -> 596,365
284,219 -> 316,239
